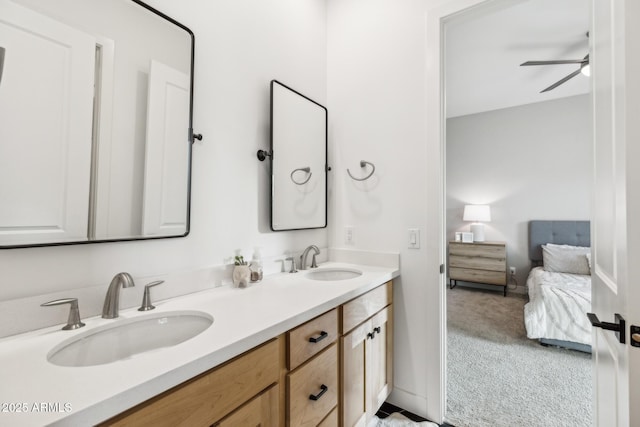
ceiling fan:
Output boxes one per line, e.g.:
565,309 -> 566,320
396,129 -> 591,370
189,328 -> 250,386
520,35 -> 590,93
520,54 -> 589,93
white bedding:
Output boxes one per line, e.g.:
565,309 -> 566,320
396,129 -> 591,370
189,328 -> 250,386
524,266 -> 592,346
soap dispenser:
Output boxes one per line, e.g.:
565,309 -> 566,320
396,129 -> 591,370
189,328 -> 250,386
249,247 -> 263,282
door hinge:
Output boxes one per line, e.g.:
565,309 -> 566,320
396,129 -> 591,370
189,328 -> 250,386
439,264 -> 445,274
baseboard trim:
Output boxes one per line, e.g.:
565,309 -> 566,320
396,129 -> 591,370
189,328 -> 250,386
387,387 -> 429,420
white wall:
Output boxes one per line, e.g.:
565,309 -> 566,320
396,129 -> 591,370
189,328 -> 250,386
0,0 -> 328,337
327,0 -> 436,414
446,95 -> 592,289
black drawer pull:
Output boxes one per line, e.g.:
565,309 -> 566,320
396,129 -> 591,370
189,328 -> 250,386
374,326 -> 381,334
367,332 -> 375,340
309,384 -> 328,401
308,331 -> 328,343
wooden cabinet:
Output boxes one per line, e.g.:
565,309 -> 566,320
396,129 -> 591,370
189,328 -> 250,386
288,308 -> 338,371
216,384 -> 279,427
341,282 -> 393,427
286,309 -> 339,427
101,282 -> 394,427
101,338 -> 281,427
287,344 -> 338,426
448,241 -> 507,296
318,407 -> 338,427
366,307 -> 393,415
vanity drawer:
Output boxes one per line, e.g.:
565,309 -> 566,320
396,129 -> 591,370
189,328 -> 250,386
318,407 -> 338,427
287,344 -> 338,427
288,308 -> 338,370
103,338 -> 280,426
342,281 -> 393,333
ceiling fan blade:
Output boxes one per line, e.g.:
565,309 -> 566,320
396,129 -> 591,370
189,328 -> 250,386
521,59 -> 585,66
540,68 -> 582,93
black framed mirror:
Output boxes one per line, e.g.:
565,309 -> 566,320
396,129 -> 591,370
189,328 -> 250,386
0,0 -> 195,248
267,80 -> 328,231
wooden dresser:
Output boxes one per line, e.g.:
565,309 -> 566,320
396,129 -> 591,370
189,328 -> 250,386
448,241 -> 507,296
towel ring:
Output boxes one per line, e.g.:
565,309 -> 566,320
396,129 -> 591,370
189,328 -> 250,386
290,167 -> 312,185
347,160 -> 375,181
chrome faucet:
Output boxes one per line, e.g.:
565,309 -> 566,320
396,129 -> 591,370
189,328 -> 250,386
285,256 -> 298,273
299,245 -> 320,270
138,280 -> 164,311
41,298 -> 85,330
102,272 -> 135,319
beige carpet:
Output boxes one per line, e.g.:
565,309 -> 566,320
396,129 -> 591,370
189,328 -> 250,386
446,287 -> 592,427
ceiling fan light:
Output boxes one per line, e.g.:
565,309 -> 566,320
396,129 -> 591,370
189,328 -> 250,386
581,63 -> 591,77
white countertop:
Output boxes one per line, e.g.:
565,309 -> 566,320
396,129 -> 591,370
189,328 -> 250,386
0,262 -> 398,426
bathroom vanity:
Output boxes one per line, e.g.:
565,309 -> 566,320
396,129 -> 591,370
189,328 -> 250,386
103,282 -> 392,426
0,262 -> 397,426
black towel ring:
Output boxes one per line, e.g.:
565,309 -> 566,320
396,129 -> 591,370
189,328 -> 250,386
290,167 -> 312,185
347,160 -> 375,181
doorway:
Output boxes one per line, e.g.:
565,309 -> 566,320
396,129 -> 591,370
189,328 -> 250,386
441,0 -> 592,425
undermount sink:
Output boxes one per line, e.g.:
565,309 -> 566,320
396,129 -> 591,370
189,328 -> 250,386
47,311 -> 213,367
305,268 -> 362,281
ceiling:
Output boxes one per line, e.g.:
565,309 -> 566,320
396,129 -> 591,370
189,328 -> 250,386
445,0 -> 590,118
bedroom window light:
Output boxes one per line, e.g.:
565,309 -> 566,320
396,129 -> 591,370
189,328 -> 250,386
463,204 -> 491,242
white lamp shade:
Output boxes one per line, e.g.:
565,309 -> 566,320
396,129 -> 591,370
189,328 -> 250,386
463,205 -> 491,222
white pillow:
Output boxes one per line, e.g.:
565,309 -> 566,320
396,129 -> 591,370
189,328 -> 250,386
585,252 -> 592,273
542,243 -> 591,275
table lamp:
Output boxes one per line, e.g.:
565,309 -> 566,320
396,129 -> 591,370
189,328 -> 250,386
463,205 -> 491,242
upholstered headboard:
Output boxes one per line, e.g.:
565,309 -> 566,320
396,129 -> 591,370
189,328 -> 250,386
529,220 -> 591,264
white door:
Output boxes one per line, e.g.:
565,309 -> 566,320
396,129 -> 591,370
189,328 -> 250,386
0,0 -> 95,245
590,0 -> 640,425
141,60 -> 189,237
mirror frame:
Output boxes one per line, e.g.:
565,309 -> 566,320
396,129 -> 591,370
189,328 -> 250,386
269,80 -> 328,232
2,0 -> 196,249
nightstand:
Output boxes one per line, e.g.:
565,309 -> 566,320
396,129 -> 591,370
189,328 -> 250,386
448,241 -> 507,296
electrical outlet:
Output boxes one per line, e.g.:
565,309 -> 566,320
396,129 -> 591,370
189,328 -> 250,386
345,226 -> 354,244
510,266 -> 516,275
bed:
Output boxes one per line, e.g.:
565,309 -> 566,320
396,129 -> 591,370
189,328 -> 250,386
523,220 -> 592,353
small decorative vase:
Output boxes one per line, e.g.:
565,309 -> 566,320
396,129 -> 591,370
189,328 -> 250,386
233,265 -> 251,288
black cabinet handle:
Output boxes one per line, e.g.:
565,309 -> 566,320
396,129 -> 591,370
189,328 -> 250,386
367,327 -> 382,340
309,331 -> 328,343
309,384 -> 328,401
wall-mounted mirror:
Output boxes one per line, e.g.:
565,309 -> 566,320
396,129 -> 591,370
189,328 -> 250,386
0,0 -> 195,248
268,80 -> 327,231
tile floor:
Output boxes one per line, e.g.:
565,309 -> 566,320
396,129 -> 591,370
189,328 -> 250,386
376,402 -> 455,426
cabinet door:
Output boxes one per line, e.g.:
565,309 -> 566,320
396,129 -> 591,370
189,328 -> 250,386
367,306 -> 393,419
215,384 -> 279,427
341,319 -> 371,427
102,339 -> 280,426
